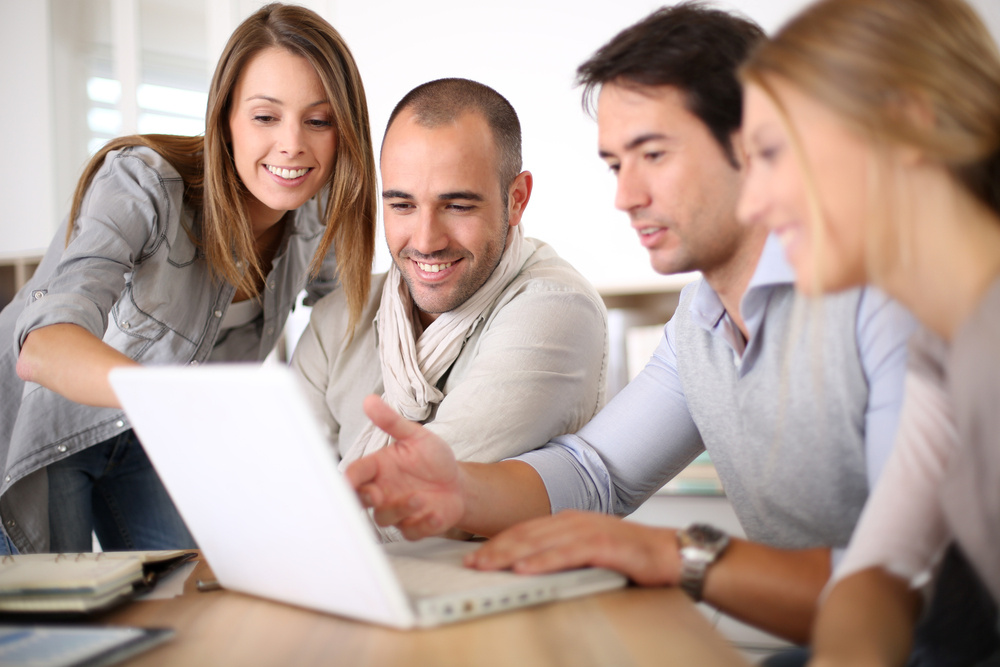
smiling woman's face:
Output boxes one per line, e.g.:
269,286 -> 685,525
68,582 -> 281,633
228,46 -> 338,234
738,79 -> 874,295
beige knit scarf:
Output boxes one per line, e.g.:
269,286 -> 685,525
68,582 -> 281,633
339,225 -> 532,470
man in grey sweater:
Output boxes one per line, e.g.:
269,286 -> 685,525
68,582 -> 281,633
345,3 -> 916,649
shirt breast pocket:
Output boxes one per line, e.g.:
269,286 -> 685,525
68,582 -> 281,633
105,297 -> 169,361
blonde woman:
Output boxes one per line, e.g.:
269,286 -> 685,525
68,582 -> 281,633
0,3 -> 377,554
738,0 -> 1000,664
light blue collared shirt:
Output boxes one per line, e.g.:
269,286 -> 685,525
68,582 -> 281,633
517,235 -> 916,559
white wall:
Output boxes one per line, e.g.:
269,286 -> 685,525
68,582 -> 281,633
327,0 -> 1000,288
1,0 -> 56,255
328,0 -> 812,288
3,0 -> 1000,288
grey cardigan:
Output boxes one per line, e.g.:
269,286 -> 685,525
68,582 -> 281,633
0,146 -> 339,552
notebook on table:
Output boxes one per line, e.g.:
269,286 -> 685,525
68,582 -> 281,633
108,364 -> 626,629
0,551 -> 195,616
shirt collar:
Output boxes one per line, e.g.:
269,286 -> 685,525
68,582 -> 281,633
746,233 -> 795,292
688,232 -> 794,332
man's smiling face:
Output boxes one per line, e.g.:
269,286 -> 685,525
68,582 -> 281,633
381,109 -> 514,326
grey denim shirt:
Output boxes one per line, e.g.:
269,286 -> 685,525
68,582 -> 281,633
0,146 -> 340,552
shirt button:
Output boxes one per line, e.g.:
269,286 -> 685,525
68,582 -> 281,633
266,327 -> 274,336
189,360 -> 199,366
268,281 -> 275,290
57,445 -> 67,453
4,476 -> 9,483
5,520 -> 14,528
32,290 -> 44,299
121,321 -> 130,330
214,310 -> 222,318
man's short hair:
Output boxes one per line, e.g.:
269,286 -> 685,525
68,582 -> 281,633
576,2 -> 764,167
385,78 -> 522,195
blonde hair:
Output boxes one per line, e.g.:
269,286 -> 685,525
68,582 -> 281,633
743,0 -> 1000,216
67,3 -> 377,332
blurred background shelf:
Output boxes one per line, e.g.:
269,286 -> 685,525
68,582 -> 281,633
0,250 -> 44,310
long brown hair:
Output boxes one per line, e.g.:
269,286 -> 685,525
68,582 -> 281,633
67,3 -> 377,331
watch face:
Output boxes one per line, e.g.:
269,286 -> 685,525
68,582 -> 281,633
688,523 -> 726,542
680,523 -> 730,557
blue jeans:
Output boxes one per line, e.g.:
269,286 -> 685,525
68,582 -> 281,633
0,524 -> 16,555
46,430 -> 196,552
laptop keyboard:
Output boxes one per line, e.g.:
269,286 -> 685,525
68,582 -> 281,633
383,540 -> 627,625
390,553 -> 528,597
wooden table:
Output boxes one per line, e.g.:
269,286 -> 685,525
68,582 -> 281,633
98,559 -> 749,666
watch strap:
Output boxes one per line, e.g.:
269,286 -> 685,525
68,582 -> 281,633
677,523 -> 730,602
679,555 -> 709,601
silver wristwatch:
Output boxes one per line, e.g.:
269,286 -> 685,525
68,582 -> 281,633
676,523 -> 730,602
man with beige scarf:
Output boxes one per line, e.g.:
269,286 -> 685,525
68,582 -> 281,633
291,78 -> 608,530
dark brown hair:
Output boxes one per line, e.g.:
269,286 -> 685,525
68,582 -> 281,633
385,78 -> 522,196
576,1 -> 764,167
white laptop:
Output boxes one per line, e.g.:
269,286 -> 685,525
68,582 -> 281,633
108,364 -> 626,629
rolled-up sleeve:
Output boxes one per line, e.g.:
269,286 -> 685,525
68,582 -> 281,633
518,315 -> 704,516
13,151 -> 169,351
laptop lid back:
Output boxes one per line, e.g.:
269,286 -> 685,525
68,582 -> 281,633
109,364 -> 416,628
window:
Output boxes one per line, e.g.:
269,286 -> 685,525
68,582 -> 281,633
85,77 -> 208,154
54,0 -> 209,162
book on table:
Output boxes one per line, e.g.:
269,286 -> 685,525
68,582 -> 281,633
0,550 -> 195,615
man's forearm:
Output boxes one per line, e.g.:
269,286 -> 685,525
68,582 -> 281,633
456,460 -> 552,537
702,539 -> 832,644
